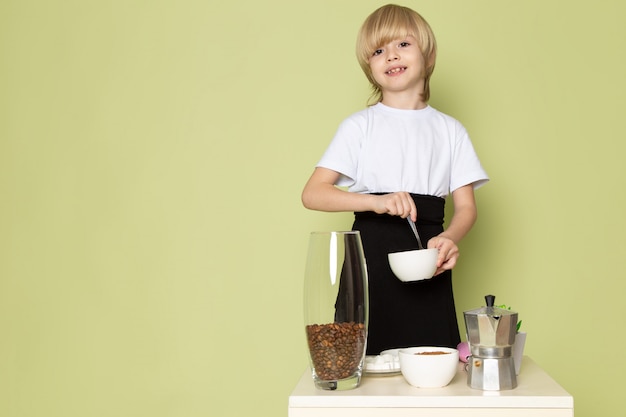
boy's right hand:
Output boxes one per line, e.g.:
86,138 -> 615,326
374,192 -> 417,222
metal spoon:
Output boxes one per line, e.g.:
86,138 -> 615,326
406,217 -> 424,250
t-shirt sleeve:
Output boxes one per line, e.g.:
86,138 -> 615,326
316,117 -> 364,188
450,122 -> 490,192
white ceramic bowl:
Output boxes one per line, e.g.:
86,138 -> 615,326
388,248 -> 438,282
399,346 -> 459,388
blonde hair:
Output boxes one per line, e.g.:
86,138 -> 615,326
356,4 -> 437,104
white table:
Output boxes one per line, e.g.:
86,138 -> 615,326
288,357 -> 573,416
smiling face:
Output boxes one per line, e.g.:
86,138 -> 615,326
367,36 -> 427,105
356,5 -> 437,104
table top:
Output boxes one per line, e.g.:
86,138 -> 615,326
289,356 -> 573,409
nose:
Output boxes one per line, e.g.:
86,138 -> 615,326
386,49 -> 399,61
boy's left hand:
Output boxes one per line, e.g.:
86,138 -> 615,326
427,236 -> 459,276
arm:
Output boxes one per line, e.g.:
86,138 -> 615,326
301,167 -> 418,221
428,184 -> 478,275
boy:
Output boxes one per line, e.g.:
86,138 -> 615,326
302,4 -> 488,354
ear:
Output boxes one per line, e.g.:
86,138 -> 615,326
426,49 -> 436,70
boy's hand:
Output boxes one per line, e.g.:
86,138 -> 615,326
428,235 -> 459,275
374,192 -> 417,221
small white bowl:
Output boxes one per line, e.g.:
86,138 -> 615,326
388,248 -> 438,282
399,346 -> 459,388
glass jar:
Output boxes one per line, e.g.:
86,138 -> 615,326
303,231 -> 369,390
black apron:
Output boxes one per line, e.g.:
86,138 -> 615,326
353,194 -> 461,355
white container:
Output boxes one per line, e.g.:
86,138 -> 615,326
512,331 -> 527,375
388,248 -> 438,282
399,347 -> 459,388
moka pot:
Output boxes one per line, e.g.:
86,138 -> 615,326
463,294 -> 518,390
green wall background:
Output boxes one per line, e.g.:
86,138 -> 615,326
2,0 -> 625,416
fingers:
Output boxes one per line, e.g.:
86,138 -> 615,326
429,236 -> 459,275
381,192 -> 416,219
434,255 -> 458,276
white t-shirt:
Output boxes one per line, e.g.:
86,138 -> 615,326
317,103 -> 489,198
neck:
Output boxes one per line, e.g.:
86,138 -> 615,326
380,88 -> 427,110
381,94 -> 427,110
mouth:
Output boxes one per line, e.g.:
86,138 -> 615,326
386,66 -> 407,75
